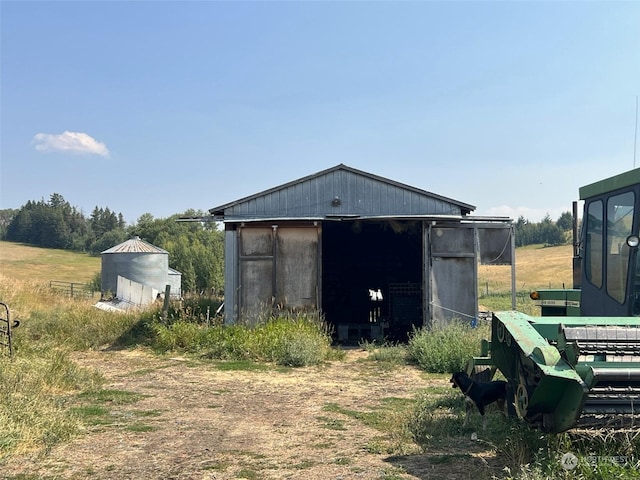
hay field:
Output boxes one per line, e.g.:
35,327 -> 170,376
0,241 -> 100,284
478,243 -> 573,294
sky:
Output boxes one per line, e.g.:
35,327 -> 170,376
1,1 -> 639,226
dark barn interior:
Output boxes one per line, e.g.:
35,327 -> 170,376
322,220 -> 423,343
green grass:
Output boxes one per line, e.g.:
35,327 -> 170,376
75,389 -> 148,405
0,349 -> 103,456
359,340 -> 408,366
478,290 -> 539,315
407,389 -> 640,480
322,396 -> 417,455
70,389 -> 155,432
211,361 -> 280,372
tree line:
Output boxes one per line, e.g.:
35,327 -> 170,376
0,193 -> 224,295
514,211 -> 573,247
0,194 -> 574,293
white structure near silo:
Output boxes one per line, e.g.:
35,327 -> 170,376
98,236 -> 181,309
168,268 -> 182,298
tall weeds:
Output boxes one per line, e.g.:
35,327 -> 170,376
151,310 -> 333,367
406,321 -> 489,373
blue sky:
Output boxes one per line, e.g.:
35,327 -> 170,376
1,1 -> 639,225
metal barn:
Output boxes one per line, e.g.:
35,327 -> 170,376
210,164 -> 513,343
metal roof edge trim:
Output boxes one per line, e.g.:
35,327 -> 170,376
218,214 -> 494,224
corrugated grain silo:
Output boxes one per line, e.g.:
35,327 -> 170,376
101,236 -> 169,295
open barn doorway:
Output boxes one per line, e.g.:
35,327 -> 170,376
322,220 -> 423,344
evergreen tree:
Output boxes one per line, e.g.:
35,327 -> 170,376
557,211 -> 573,231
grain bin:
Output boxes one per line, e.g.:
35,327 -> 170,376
101,236 -> 169,296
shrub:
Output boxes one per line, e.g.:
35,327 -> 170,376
406,321 -> 488,373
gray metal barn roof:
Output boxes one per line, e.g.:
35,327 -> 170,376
209,164 -> 475,222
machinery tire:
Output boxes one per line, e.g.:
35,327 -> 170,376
515,383 -> 529,418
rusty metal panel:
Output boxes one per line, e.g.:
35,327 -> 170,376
478,226 -> 514,265
430,256 -> 476,326
240,227 -> 273,256
237,226 -> 320,321
240,259 -> 273,321
431,226 -> 475,254
275,227 -> 318,309
239,227 -> 274,322
430,227 -> 477,326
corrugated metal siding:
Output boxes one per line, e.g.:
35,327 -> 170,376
214,166 -> 471,220
101,251 -> 169,294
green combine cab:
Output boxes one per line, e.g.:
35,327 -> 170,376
470,168 -> 640,433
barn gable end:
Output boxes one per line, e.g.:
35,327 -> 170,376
210,164 -> 475,221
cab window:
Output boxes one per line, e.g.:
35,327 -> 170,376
606,191 -> 635,303
585,200 -> 603,288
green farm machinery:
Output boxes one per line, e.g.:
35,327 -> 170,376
470,168 -> 640,433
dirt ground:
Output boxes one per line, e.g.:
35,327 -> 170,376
2,349 -> 497,480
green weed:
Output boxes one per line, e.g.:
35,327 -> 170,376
407,322 -> 489,373
360,340 -> 408,366
152,310 -> 335,367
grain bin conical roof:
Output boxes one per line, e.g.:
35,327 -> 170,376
101,236 -> 168,254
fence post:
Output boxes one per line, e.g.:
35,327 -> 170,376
162,285 -> 171,321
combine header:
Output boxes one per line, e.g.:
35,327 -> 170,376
470,168 -> 640,433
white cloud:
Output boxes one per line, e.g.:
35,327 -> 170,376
32,131 -> 109,157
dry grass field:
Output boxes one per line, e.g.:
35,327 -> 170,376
0,241 -> 100,284
478,243 -> 573,293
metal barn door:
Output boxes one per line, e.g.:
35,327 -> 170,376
275,227 -> 318,309
239,227 -> 274,321
429,226 -> 477,327
238,226 -> 319,322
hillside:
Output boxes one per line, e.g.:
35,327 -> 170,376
0,240 -> 573,293
0,241 -> 101,283
478,243 -> 573,293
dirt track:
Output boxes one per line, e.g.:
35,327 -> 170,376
2,349 -> 494,480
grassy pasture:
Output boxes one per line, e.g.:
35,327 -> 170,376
478,243 -> 573,293
0,241 -> 100,283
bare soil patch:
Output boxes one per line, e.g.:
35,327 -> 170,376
2,349 -> 498,479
